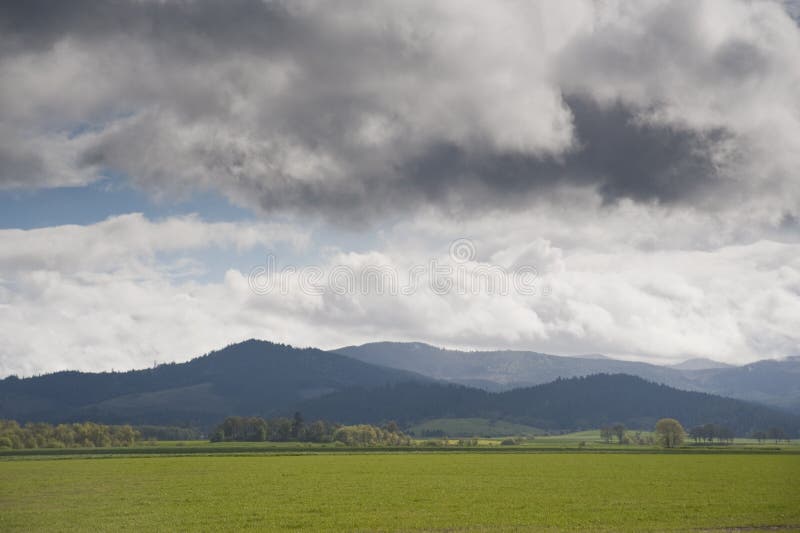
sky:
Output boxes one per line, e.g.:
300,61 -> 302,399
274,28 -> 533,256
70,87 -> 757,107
1,0 -> 800,376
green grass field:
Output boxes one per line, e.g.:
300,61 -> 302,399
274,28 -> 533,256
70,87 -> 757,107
2,451 -> 799,531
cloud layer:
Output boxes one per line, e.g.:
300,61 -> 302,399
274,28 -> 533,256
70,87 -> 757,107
2,0 -> 799,220
1,209 -> 799,376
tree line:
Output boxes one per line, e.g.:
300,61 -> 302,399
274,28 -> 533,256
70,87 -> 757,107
135,425 -> 201,441
603,420 -> 791,447
0,420 -> 139,449
602,421 -> 751,445
600,421 -> 689,447
210,413 -> 411,446
688,424 -> 790,444
688,423 -> 735,444
600,424 -> 656,445
752,427 -> 789,444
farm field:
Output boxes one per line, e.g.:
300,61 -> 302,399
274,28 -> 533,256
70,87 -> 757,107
3,439 -> 798,458
1,452 -> 799,531
407,417 -> 544,437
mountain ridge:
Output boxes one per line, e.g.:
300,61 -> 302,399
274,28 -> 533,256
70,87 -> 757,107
332,342 -> 800,412
3,339 -> 798,432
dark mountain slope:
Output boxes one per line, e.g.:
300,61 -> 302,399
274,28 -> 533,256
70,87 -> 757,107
0,340 -> 430,426
297,374 -> 800,436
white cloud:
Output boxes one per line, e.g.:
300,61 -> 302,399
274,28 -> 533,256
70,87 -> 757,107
2,209 -> 799,376
0,213 -> 308,273
0,214 -> 311,375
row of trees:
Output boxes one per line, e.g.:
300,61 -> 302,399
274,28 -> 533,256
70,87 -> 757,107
688,423 -> 735,444
212,414 -> 297,442
600,424 -> 627,444
210,413 -> 337,442
599,424 -> 658,446
602,419 -> 690,448
607,420 -> 792,447
688,424 -> 790,444
210,413 -> 411,446
752,428 -> 788,444
135,425 -> 201,441
0,420 -> 139,449
331,424 -> 412,447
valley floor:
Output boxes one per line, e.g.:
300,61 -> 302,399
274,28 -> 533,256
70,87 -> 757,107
1,450 -> 799,531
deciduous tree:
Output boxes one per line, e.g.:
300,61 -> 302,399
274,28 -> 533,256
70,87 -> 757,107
654,418 -> 685,448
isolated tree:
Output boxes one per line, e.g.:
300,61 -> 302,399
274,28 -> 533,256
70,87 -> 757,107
654,418 -> 686,448
752,430 -> 766,444
600,426 -> 613,444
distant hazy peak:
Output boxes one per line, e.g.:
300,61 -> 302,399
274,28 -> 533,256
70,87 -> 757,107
670,358 -> 733,371
335,341 -> 440,351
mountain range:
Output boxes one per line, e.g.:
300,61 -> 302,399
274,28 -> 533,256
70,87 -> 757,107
1,339 -> 798,435
333,342 -> 800,413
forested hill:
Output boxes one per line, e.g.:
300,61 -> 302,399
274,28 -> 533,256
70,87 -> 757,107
297,374 -> 800,436
0,340 -> 430,426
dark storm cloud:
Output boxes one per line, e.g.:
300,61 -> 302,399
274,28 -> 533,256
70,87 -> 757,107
399,97 -> 726,210
568,98 -> 725,204
0,0 -> 297,57
0,143 -> 45,188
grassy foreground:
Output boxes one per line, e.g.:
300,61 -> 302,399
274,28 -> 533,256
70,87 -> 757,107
1,452 -> 799,531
